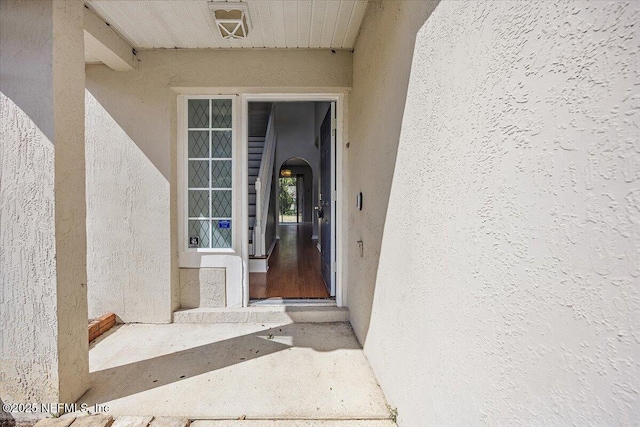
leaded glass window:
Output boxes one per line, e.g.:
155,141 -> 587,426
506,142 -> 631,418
187,98 -> 233,249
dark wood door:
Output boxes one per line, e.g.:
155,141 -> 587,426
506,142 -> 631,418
319,108 -> 332,294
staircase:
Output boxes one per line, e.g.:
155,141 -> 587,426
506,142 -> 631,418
248,136 -> 265,255
248,103 -> 277,259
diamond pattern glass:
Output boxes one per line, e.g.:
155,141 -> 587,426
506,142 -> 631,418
188,220 -> 210,248
211,131 -> 232,158
188,131 -> 209,158
211,160 -> 232,188
188,190 -> 209,217
186,98 -> 234,250
212,220 -> 232,248
211,190 -> 232,218
188,161 -> 209,188
188,99 -> 209,128
211,100 -> 232,128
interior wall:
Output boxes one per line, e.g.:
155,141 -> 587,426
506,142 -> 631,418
349,1 -> 640,426
274,102 -> 321,236
85,50 -> 351,321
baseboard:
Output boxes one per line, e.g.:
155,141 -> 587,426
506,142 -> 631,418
266,238 -> 277,257
249,239 -> 278,273
249,257 -> 268,273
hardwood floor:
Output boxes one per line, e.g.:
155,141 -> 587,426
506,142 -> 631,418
250,223 -> 330,299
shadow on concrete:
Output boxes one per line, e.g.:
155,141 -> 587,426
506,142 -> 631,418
77,323 -> 361,405
0,398 -> 16,427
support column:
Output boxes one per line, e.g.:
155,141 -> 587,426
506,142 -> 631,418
0,0 -> 89,405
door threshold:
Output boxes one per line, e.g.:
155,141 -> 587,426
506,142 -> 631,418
250,298 -> 336,307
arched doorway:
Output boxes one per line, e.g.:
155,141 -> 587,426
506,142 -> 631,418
278,157 -> 313,224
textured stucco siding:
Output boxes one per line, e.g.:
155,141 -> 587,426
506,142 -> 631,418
85,49 -> 351,321
350,1 -> 640,425
179,268 -> 226,309
1,0 -> 89,403
348,0 -> 439,340
1,90 -> 59,404
85,91 -> 172,323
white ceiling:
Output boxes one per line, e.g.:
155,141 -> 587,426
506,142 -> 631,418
87,0 -> 369,50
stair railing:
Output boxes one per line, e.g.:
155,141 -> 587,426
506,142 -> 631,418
252,104 -> 276,256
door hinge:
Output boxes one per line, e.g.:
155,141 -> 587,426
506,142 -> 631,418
331,190 -> 337,201
331,117 -> 337,136
331,262 -> 337,273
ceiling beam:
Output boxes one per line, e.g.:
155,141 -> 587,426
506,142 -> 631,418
84,5 -> 137,71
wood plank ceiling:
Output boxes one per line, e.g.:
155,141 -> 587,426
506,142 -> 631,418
87,0 -> 369,50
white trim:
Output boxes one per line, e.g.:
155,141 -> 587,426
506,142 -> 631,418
249,299 -> 336,307
249,258 -> 268,273
330,101 -> 337,297
248,238 -> 277,273
171,87 -> 351,95
240,93 -> 346,308
177,95 -> 243,307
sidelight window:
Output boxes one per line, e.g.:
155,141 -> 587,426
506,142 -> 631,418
186,98 -> 233,249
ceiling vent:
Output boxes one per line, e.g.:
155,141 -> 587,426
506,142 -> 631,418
208,2 -> 252,40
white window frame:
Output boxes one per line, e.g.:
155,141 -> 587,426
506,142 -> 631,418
178,95 -> 238,255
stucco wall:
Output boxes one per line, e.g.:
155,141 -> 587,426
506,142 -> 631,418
349,1 -> 640,425
1,0 -> 89,404
348,0 -> 439,341
85,90 -> 172,323
179,268 -> 226,308
85,50 -> 351,321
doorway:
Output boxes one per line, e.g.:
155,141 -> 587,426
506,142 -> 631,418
247,99 -> 337,302
279,159 -> 310,224
278,175 -> 299,224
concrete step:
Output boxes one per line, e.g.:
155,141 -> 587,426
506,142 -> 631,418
173,306 -> 349,323
191,421 -> 395,426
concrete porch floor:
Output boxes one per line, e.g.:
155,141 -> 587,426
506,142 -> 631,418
76,323 -> 390,421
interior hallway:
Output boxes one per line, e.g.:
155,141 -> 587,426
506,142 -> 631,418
250,223 -> 329,299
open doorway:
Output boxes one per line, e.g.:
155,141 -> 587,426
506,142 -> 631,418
279,158 -> 311,224
248,101 -> 335,301
279,175 -> 299,224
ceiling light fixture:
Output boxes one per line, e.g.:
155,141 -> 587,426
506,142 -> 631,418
208,2 -> 252,40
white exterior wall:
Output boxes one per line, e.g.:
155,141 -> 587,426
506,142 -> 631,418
85,50 -> 351,321
349,1 -> 640,426
1,0 -> 89,404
